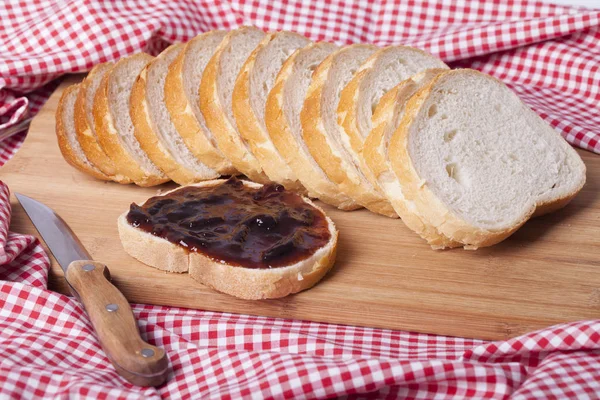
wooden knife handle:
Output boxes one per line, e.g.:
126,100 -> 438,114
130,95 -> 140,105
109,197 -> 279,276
65,260 -> 169,387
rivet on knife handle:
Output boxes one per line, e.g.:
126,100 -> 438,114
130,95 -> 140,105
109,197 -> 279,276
65,260 -> 169,387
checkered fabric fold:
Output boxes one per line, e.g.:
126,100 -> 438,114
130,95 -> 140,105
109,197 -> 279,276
1,0 -> 600,398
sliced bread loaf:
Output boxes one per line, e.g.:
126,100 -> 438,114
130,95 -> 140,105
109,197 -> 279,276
364,69 -> 460,248
94,53 -> 169,186
118,179 -> 338,299
56,84 -> 111,181
337,46 -> 448,187
388,69 -> 586,248
130,44 -> 220,185
200,26 -> 269,183
301,45 -> 397,217
164,30 -> 235,176
265,42 -> 360,210
74,62 -> 131,183
233,31 -> 311,192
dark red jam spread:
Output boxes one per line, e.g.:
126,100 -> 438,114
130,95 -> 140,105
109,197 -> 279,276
126,178 -> 331,269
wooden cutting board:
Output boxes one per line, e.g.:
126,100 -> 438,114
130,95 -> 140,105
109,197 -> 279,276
3,76 -> 600,340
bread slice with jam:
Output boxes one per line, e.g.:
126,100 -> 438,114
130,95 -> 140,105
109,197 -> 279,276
118,178 -> 338,299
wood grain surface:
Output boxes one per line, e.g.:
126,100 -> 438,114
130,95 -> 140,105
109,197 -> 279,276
3,76 -> 599,340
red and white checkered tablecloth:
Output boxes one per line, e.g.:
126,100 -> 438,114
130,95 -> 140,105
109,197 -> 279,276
1,0 -> 600,398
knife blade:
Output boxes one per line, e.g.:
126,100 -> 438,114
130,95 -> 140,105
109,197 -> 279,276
16,193 -> 169,387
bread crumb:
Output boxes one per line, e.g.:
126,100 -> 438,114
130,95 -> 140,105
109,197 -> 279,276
297,272 -> 304,281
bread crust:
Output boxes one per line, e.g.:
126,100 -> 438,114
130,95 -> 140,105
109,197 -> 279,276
300,45 -> 397,218
265,43 -> 360,210
130,44 -> 219,185
118,179 -> 338,299
118,212 -> 189,273
189,229 -> 337,300
74,62 -> 131,182
233,32 -> 308,193
56,84 -> 112,181
388,69 -> 586,248
363,70 -> 459,249
199,27 -> 270,184
93,53 -> 169,187
164,31 -> 236,176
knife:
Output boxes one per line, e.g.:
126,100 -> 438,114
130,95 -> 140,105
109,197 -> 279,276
16,193 -> 169,387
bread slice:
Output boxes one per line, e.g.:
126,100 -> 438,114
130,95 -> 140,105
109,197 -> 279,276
94,53 -> 169,187
164,30 -> 236,176
388,69 -> 587,248
56,84 -> 111,181
337,46 -> 448,187
130,44 -> 220,185
301,45 -> 397,217
118,179 -> 338,299
265,42 -> 360,210
74,63 -> 131,183
233,31 -> 311,192
200,26 -> 269,183
364,69 -> 460,249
